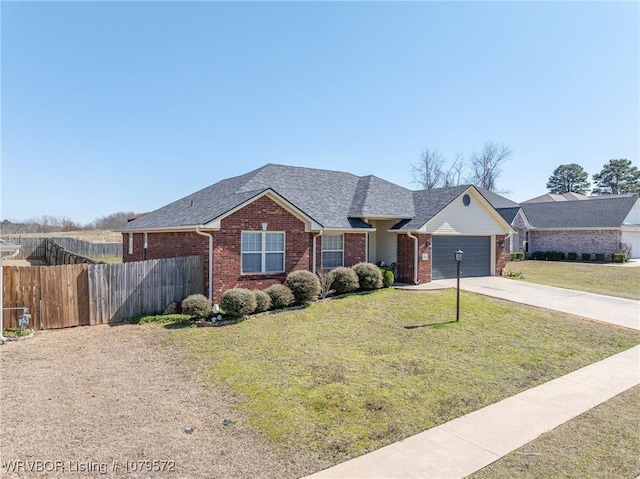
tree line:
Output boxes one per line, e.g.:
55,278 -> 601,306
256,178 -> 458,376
411,142 -> 639,197
546,160 -> 639,195
410,141 -> 512,192
0,211 -> 135,235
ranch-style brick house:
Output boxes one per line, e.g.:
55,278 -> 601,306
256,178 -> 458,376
518,194 -> 640,259
117,164 -> 513,301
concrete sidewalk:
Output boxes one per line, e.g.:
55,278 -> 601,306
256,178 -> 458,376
402,276 -> 640,331
305,277 -> 640,478
305,346 -> 640,479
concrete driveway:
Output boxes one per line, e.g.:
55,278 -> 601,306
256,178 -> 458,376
401,276 -> 640,331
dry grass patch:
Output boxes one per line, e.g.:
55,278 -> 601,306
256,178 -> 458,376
157,289 -> 640,462
3,230 -> 121,243
503,260 -> 640,300
470,385 -> 640,479
0,324 -> 328,478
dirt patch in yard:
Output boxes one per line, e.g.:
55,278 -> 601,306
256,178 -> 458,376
0,324 -> 329,478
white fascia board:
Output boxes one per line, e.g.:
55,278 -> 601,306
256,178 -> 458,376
323,228 -> 376,233
527,227 -> 622,231
204,189 -> 323,232
516,209 -> 533,228
114,225 -> 217,234
362,215 -> 412,220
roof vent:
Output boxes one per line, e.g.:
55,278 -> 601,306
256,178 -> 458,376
190,199 -> 194,207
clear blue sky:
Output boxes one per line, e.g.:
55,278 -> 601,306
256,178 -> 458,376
2,1 -> 638,225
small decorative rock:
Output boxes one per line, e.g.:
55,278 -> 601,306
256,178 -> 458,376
222,419 -> 234,426
184,427 -> 194,434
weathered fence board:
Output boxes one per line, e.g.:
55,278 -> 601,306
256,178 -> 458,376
2,256 -> 204,330
1,236 -> 122,260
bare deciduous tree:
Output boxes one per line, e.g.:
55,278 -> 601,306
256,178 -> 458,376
469,142 -> 512,192
443,152 -> 465,188
410,148 -> 447,189
90,211 -> 135,230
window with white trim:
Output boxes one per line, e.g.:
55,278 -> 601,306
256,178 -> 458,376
322,234 -> 344,269
241,231 -> 285,274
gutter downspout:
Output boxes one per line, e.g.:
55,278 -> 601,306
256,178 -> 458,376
0,248 -> 21,342
406,232 -> 419,285
196,227 -> 214,302
312,230 -> 323,274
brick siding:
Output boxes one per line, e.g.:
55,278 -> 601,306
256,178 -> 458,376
495,234 -> 507,276
213,195 -> 311,299
123,196 -> 369,301
528,230 -> 622,258
396,233 -> 432,284
344,234 -> 367,266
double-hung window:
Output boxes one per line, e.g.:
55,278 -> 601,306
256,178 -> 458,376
241,231 -> 285,274
322,234 -> 344,269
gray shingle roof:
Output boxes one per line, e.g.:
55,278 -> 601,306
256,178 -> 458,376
521,196 -> 638,228
391,185 -> 470,231
495,207 -> 521,224
475,187 -> 520,209
118,164 -> 513,232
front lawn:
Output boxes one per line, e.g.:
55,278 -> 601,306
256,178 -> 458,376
470,385 -> 640,479
152,289 -> 640,461
503,260 -> 640,300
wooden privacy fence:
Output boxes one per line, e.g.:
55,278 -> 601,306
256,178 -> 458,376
2,236 -> 122,260
44,238 -> 101,265
2,256 -> 204,330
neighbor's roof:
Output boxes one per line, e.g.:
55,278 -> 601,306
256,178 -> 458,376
521,196 -> 638,229
494,207 -> 521,224
0,238 -> 21,254
118,164 -> 513,232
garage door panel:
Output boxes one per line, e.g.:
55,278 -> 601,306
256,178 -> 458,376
432,236 -> 491,279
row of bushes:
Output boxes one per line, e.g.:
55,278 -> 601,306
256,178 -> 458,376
529,251 -> 626,263
182,262 -> 395,320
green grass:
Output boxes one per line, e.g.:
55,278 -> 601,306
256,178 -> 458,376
91,255 -> 122,263
2,328 -> 32,338
128,313 -> 192,325
503,260 -> 640,300
148,289 -> 640,461
469,385 -> 640,479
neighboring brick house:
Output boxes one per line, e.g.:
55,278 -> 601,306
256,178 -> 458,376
117,164 -> 513,301
519,195 -> 640,259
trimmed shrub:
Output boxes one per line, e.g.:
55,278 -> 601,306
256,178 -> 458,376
612,253 -> 626,263
595,253 -> 605,262
508,252 -> 525,261
286,270 -> 321,304
581,253 -> 591,261
530,251 -> 565,261
220,288 -> 257,318
352,262 -> 384,290
567,252 -> 578,261
181,294 -> 212,319
253,290 -> 272,313
382,268 -> 396,288
329,267 -> 359,295
265,284 -> 295,309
